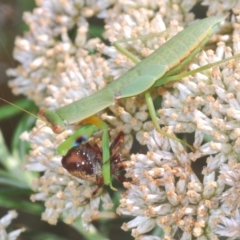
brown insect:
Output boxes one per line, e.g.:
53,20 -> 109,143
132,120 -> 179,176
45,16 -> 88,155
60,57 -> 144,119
61,131 -> 126,194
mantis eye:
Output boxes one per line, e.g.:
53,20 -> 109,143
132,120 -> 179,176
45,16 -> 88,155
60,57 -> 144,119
52,124 -> 65,134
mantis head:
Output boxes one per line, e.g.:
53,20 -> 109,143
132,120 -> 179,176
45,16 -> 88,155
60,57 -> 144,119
38,109 -> 66,134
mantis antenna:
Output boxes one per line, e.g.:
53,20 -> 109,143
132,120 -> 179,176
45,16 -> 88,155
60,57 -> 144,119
0,96 -> 39,120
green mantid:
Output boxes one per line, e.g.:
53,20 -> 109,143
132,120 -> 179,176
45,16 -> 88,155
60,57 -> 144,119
1,15 -> 239,190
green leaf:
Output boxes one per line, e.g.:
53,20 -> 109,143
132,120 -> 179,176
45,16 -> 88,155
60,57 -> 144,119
0,195 -> 43,215
0,170 -> 30,188
0,98 -> 37,120
25,232 -> 69,240
72,218 -> 108,240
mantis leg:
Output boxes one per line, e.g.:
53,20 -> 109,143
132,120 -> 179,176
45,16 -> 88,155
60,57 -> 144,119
82,116 -> 116,190
57,124 -> 99,156
153,53 -> 240,87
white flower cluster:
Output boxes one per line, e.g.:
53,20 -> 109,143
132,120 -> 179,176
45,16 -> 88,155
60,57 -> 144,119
0,210 -> 25,240
7,0 -> 240,238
